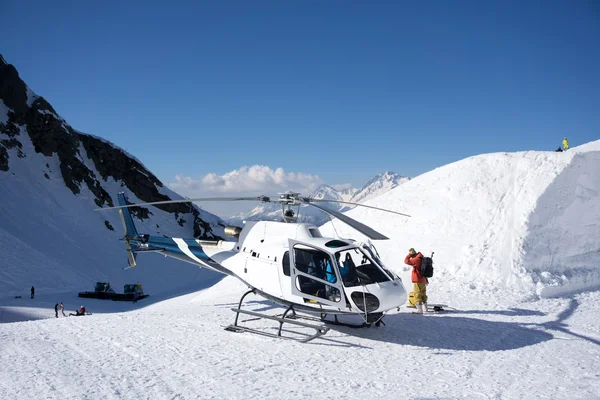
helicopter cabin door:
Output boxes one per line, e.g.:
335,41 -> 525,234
288,239 -> 346,309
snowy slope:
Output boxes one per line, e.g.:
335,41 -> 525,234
0,114 -> 223,297
320,141 -> 600,304
0,57 -> 225,299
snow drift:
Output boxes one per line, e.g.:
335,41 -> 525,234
321,141 -> 600,303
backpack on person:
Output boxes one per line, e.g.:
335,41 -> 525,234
420,253 -> 434,278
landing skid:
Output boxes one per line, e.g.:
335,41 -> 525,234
224,289 -> 330,343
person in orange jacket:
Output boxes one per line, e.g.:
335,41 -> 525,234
69,305 -> 87,316
404,248 -> 428,314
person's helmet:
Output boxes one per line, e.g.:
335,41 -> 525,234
81,305 -> 84,308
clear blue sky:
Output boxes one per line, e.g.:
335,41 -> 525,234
2,0 -> 599,189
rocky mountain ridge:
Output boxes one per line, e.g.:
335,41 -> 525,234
0,54 -> 223,239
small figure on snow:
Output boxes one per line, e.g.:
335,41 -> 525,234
404,248 -> 428,314
555,147 -> 563,152
69,305 -> 87,316
30,286 -> 35,299
54,303 -> 59,318
59,302 -> 66,317
563,137 -> 569,151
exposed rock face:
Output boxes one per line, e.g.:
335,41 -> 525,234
78,134 -> 190,214
1,57 -> 114,207
0,57 -> 26,171
0,54 -> 222,239
0,54 -> 28,116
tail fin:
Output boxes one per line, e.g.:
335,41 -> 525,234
118,192 -> 139,238
117,192 -> 138,267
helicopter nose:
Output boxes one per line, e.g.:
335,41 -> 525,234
347,281 -> 407,313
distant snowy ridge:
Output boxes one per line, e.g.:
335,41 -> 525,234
228,171 -> 409,225
321,141 -> 600,301
348,171 -> 410,204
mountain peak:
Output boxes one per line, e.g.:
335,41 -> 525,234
0,53 -> 29,118
349,171 -> 410,204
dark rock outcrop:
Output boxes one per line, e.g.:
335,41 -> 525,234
0,54 -> 28,117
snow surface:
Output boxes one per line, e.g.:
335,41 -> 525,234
1,138 -> 599,399
25,86 -> 39,108
1,279 -> 599,399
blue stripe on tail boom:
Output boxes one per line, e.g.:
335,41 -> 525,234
117,192 -> 139,238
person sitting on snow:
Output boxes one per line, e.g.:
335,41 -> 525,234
69,306 -> 87,316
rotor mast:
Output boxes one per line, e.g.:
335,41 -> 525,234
278,192 -> 301,223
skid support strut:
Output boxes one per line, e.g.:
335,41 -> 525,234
225,289 -> 330,343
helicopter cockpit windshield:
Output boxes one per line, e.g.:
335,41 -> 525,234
289,241 -> 398,305
334,245 -> 395,288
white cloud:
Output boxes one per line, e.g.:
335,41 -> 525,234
167,165 -> 324,198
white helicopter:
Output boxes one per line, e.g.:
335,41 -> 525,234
97,191 -> 411,342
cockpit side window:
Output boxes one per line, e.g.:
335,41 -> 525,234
293,245 -> 341,302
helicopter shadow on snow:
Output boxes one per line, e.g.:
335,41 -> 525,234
209,302 -> 555,350
330,299 -> 599,350
444,307 -> 546,317
527,298 -> 600,346
338,313 -> 553,351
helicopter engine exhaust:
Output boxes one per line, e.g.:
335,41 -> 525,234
224,225 -> 243,238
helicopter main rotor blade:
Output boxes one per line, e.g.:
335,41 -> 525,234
304,201 -> 389,240
94,196 -> 271,211
302,198 -> 411,218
